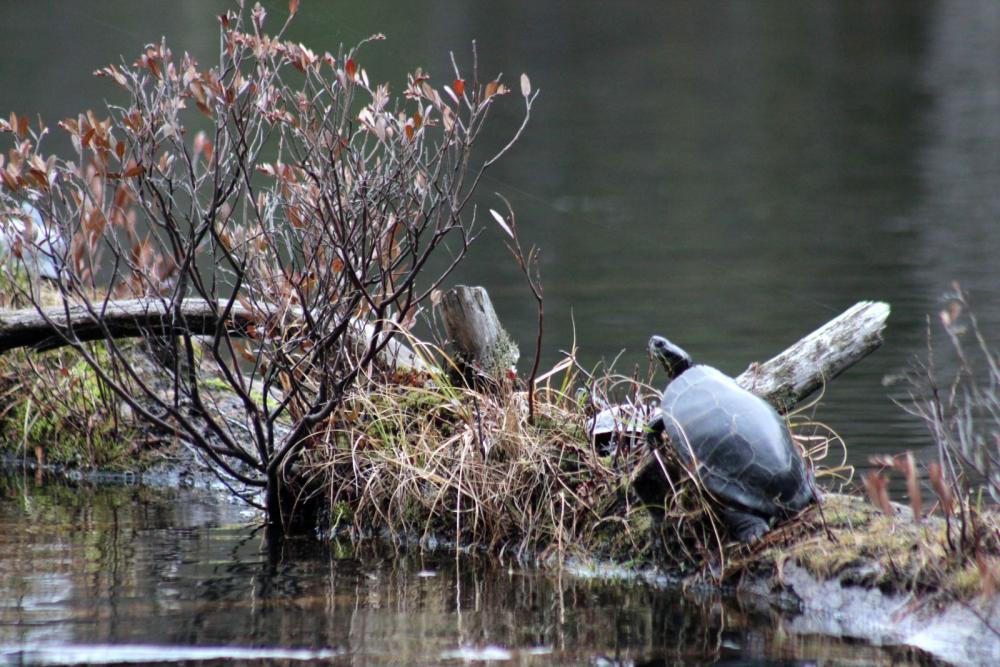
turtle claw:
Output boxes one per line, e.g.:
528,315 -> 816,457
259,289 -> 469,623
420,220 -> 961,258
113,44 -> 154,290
721,508 -> 770,544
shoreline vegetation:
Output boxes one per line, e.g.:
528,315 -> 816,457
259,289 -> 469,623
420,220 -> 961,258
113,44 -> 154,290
1,285 -> 998,600
2,3 -> 1000,663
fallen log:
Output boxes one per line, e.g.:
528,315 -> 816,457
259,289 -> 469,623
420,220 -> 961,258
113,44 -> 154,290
734,300 -> 892,413
0,297 -> 431,372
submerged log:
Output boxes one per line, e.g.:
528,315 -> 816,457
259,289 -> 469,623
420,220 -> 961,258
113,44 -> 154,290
0,298 -> 431,372
439,285 -> 519,379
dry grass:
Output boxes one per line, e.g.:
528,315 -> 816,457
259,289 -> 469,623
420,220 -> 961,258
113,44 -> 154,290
303,351 -> 636,563
301,346 -> 852,571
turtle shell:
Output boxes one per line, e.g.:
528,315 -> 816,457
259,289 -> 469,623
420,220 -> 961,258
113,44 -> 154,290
660,365 -> 813,518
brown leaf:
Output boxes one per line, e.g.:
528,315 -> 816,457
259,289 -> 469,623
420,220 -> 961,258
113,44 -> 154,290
485,80 -> 498,98
412,111 -> 422,130
287,206 -> 303,228
124,161 -> 144,178
928,462 -> 954,517
289,0 -> 299,16
902,452 -> 922,522
235,341 -> 256,363
399,304 -> 418,331
404,124 -> 414,141
977,552 -> 996,598
863,471 -> 893,517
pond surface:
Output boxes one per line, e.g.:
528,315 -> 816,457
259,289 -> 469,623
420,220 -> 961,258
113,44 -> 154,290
0,474 -> 935,666
3,2 -> 1000,477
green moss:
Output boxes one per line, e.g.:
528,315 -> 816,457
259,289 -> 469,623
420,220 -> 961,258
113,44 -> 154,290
329,501 -> 354,530
477,327 -> 519,379
754,494 -> 1000,600
200,376 -> 232,393
0,347 -> 135,470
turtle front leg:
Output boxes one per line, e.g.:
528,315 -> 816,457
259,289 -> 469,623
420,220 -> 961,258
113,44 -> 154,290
645,414 -> 665,447
720,508 -> 770,544
633,415 -> 669,520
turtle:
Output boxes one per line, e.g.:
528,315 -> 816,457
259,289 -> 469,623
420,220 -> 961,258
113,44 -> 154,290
644,335 -> 816,542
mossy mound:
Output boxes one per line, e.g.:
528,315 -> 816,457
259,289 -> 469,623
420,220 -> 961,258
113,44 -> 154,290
0,347 -> 136,469
744,493 -> 1000,601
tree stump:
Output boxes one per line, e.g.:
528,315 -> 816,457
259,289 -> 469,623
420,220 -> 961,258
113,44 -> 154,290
439,285 -> 519,381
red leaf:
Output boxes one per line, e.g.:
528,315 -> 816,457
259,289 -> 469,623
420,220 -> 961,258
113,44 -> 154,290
289,0 -> 299,16
452,79 -> 465,97
345,58 -> 357,81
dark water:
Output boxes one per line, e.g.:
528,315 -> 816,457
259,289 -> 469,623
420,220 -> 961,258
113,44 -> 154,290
3,1 -> 999,474
0,475 -> 935,665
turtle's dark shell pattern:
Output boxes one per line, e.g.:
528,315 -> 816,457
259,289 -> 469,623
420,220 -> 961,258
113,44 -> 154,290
660,365 -> 814,519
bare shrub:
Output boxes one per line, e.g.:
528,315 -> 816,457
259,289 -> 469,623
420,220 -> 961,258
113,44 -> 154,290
899,284 -> 1000,553
0,3 -> 533,532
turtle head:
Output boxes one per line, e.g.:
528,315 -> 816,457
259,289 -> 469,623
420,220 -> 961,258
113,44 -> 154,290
648,335 -> 692,379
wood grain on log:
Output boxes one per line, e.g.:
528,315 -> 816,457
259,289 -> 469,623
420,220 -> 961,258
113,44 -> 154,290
439,285 -> 518,375
734,300 -> 891,413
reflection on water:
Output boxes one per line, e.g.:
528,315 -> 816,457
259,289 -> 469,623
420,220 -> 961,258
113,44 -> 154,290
2,5 -> 1000,473
0,474 -> 933,665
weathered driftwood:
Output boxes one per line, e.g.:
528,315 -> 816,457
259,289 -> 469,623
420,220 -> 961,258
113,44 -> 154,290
734,300 -> 892,413
439,285 -> 518,376
0,298 -> 430,372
